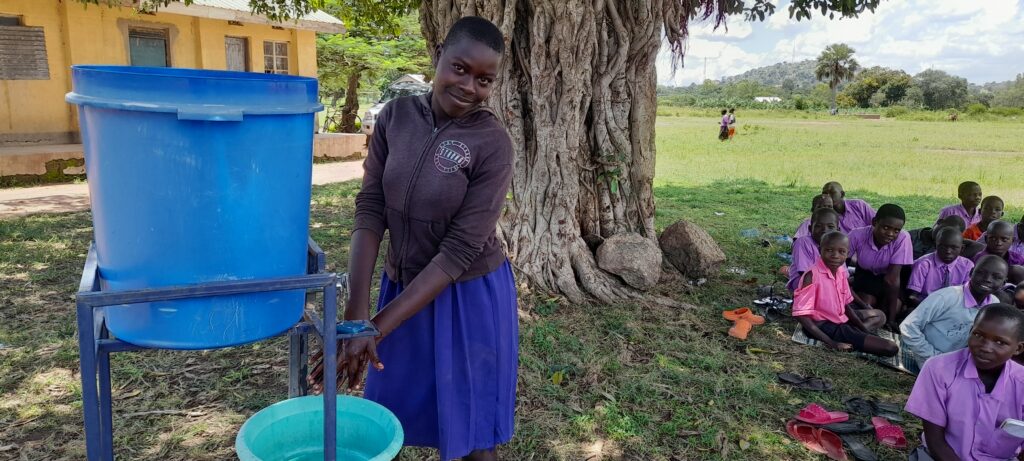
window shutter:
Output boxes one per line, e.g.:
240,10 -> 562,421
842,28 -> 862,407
0,25 -> 49,80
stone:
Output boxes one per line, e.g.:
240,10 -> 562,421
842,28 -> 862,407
659,220 -> 726,278
596,232 -> 662,290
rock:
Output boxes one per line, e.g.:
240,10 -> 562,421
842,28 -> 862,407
659,220 -> 726,278
596,233 -> 662,290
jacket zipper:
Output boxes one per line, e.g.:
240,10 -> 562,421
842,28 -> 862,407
395,119 -> 454,282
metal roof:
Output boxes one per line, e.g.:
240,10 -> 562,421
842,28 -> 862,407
157,0 -> 345,33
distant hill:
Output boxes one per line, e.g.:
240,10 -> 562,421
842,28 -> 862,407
722,60 -> 819,89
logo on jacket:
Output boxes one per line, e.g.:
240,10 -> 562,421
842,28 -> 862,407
434,140 -> 471,173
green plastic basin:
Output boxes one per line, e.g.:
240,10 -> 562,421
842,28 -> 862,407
236,395 -> 403,461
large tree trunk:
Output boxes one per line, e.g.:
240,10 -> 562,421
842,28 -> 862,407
420,1 -> 668,304
339,71 -> 361,133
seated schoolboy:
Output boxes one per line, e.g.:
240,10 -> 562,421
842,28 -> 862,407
900,255 -> 1008,374
963,195 -> 1004,241
848,204 -> 913,331
935,181 -> 982,227
982,213 -> 1024,255
792,231 -> 898,356
905,303 -> 1024,461
794,194 -> 833,240
788,208 -> 840,292
907,227 -> 974,308
821,181 -> 876,233
972,221 -> 1024,268
909,216 -> 966,260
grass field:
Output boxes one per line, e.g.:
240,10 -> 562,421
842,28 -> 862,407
2,113 -> 1023,460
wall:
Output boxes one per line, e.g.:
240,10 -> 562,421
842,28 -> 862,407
0,0 -> 320,145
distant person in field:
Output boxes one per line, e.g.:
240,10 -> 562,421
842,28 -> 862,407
727,108 -> 737,139
821,181 -> 876,233
792,231 -> 897,356
794,194 -> 834,240
963,195 -> 1004,241
848,204 -> 913,331
907,227 -> 974,308
936,181 -> 982,227
718,109 -> 729,141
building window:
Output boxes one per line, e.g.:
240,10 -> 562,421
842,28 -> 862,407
0,15 -> 49,80
225,36 -> 249,72
128,28 -> 169,67
263,41 -> 288,74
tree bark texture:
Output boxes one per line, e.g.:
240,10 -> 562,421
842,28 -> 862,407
420,1 -> 673,304
340,71 -> 361,133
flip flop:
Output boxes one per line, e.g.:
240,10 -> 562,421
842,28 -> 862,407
777,373 -> 834,392
839,434 -> 878,461
786,420 -> 826,454
824,421 -> 873,435
817,428 -> 850,461
844,397 -> 904,422
796,403 -> 850,425
871,416 -> 907,449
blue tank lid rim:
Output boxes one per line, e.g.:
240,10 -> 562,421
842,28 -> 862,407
70,65 -> 320,83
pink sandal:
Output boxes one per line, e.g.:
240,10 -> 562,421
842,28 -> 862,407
796,403 -> 849,425
871,416 -> 907,449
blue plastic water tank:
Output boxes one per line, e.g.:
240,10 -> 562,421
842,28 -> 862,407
66,66 -> 322,349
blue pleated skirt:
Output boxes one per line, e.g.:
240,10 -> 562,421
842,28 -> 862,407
363,261 -> 518,460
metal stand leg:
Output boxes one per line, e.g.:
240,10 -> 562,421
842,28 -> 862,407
98,350 -> 114,461
288,329 -> 309,398
323,281 -> 338,461
76,302 -> 103,461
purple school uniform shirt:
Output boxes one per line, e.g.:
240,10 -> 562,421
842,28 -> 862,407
787,236 -> 820,291
847,226 -> 914,275
907,253 -> 974,296
972,248 -> 1024,266
794,218 -> 811,240
936,203 -> 982,227
838,199 -> 875,233
905,348 -> 1024,461
721,114 -> 730,127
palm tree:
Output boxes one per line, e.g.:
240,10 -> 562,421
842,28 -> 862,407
815,43 -> 859,112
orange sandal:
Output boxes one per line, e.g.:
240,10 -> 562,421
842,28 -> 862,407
722,307 -> 765,325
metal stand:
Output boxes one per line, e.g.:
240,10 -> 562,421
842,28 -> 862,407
76,238 -> 340,460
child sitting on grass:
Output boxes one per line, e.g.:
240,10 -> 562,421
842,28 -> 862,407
963,196 -> 1004,241
905,303 -> 1024,461
936,181 -> 982,228
792,231 -> 898,356
900,255 -> 1008,374
910,216 -> 966,259
848,204 -> 914,331
973,221 -> 1024,266
907,227 -> 975,308
821,181 -> 876,233
789,208 -> 840,292
794,194 -> 834,240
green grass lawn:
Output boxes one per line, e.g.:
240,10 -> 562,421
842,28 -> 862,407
1,114 -> 1022,460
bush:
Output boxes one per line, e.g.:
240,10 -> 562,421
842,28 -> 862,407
966,103 -> 987,115
884,106 -> 909,118
990,107 -> 1024,117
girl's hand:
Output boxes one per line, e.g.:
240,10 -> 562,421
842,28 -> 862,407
339,336 -> 384,391
306,337 -> 384,394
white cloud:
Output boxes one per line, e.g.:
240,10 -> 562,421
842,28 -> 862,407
657,0 -> 1024,85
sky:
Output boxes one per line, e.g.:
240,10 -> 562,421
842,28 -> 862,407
655,0 -> 1024,86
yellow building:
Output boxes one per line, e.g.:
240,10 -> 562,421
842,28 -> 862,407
0,0 -> 343,147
